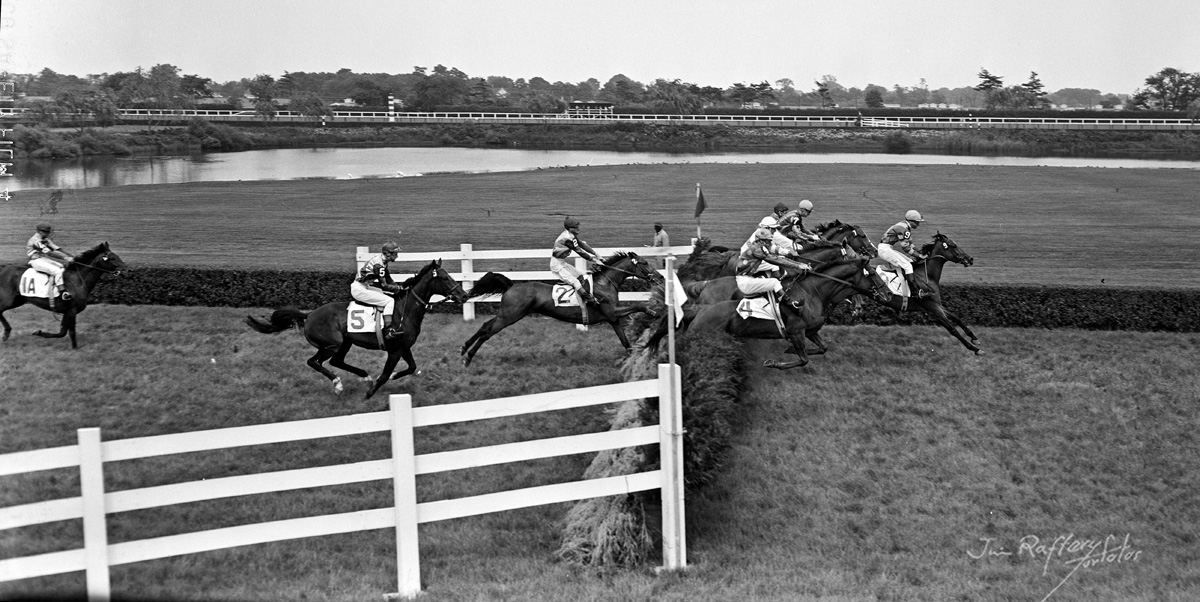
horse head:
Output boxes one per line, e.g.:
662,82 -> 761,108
72,242 -> 128,278
925,232 -> 973,267
429,260 -> 469,304
595,251 -> 661,285
818,222 -> 878,259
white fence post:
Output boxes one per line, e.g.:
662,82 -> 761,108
657,363 -> 687,571
389,394 -> 422,598
460,243 -> 475,321
78,428 -> 111,601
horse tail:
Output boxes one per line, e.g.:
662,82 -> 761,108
466,272 -> 514,298
245,307 -> 309,334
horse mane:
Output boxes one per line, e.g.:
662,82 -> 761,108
399,261 -> 438,288
919,232 -> 949,256
71,243 -> 110,267
590,251 -> 636,273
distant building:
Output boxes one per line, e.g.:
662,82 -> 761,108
566,100 -> 614,115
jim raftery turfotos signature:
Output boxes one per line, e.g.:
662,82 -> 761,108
967,533 -> 1143,601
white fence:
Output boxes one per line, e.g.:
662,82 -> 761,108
358,243 -> 695,321
0,364 -> 686,600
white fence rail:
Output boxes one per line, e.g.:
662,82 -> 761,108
0,364 -> 686,600
2,107 -> 1196,131
358,243 -> 694,321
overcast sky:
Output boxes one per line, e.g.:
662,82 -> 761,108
2,0 -> 1196,95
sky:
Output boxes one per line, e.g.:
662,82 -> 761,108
1,0 -> 1197,95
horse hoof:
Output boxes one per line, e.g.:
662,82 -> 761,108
332,377 -> 344,395
974,349 -> 984,356
361,375 -> 374,383
971,339 -> 981,346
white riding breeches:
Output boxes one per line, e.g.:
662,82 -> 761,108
29,257 -> 66,286
736,275 -> 783,296
351,281 -> 395,315
878,244 -> 914,275
550,261 -> 585,290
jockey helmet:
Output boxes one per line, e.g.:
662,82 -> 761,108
36,224 -> 53,234
754,228 -> 774,240
905,210 -> 925,222
381,241 -> 400,255
564,216 -> 581,229
798,199 -> 813,211
773,202 -> 789,213
758,216 -> 778,229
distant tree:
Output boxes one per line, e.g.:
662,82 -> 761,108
247,74 -> 278,120
1131,67 -> 1200,111
598,75 -> 646,105
466,78 -> 494,106
1189,98 -> 1200,122
864,88 -> 885,108
646,79 -> 704,114
180,74 -> 214,102
350,78 -> 389,106
1047,88 -> 1102,108
974,68 -> 1004,93
813,80 -> 835,108
145,63 -> 184,109
411,69 -> 470,110
1020,72 -> 1049,108
290,92 -> 330,120
54,89 -> 119,129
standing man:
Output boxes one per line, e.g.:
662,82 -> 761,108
26,224 -> 75,299
652,222 -> 670,268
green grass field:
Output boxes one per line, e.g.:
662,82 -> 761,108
2,162 -> 1198,289
2,162 -> 1199,600
2,304 -> 1198,602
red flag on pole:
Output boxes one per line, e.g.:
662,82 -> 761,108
694,184 -> 706,218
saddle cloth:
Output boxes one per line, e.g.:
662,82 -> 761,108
346,302 -> 388,333
18,269 -> 57,299
735,296 -> 779,321
868,258 -> 911,297
551,275 -> 594,307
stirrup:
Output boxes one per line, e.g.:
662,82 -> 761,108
61,291 -> 72,301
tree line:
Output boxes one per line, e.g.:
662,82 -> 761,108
3,64 -> 1198,124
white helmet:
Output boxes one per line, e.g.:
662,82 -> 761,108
758,216 -> 778,229
798,199 -> 813,211
905,210 -> 924,222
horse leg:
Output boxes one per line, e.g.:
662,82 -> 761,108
0,307 -> 11,342
389,347 -> 418,381
764,327 -> 810,370
922,302 -> 983,355
329,340 -> 371,381
366,350 -> 406,399
461,315 -> 520,367
33,309 -> 77,347
612,304 -> 651,319
942,307 -> 982,347
804,330 -> 828,355
306,346 -> 344,394
607,319 -> 633,350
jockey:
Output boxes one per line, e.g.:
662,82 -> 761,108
778,199 -> 821,243
551,216 -> 605,304
351,241 -> 407,339
735,227 -> 809,309
878,210 -> 931,298
26,224 -> 75,299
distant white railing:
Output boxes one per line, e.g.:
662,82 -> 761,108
357,243 -> 694,321
0,365 -> 686,600
2,107 -> 1196,130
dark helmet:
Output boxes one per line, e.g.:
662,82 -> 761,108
773,202 -> 789,213
381,241 -> 400,254
36,223 -> 53,234
564,217 -> 581,229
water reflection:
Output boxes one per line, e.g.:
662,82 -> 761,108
8,146 -> 1200,191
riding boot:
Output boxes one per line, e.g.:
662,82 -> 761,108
904,274 -> 927,298
578,288 -> 598,305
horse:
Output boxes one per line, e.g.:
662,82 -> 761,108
245,260 -> 468,399
683,221 -> 877,305
863,231 -> 982,355
0,242 -> 128,349
460,251 -> 660,367
648,257 -> 892,369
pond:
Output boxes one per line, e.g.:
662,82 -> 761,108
7,146 -> 1200,191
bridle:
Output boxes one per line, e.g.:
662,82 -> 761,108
72,254 -> 124,275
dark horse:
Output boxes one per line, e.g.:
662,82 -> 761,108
460,252 -> 660,367
0,242 -> 128,349
683,220 -> 878,305
245,260 -> 468,399
865,231 -> 982,355
649,257 -> 891,369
